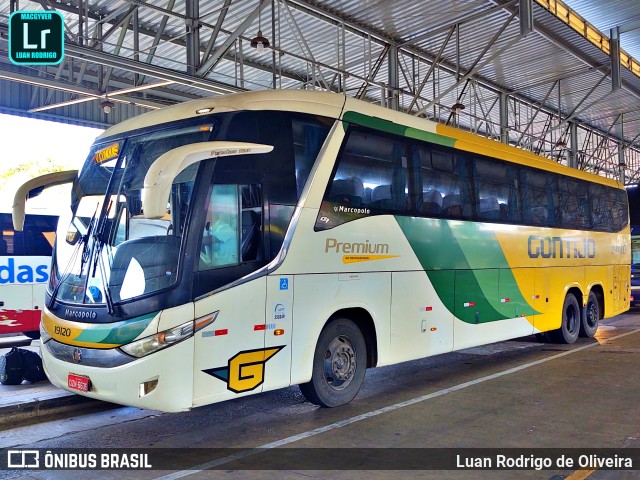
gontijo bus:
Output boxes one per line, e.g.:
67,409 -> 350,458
13,90 -> 630,411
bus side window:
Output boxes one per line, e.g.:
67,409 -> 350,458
474,157 -> 520,223
326,129 -> 409,213
198,183 -> 263,270
521,169 -> 551,227
200,185 -> 240,270
240,184 -> 263,262
418,147 -> 473,220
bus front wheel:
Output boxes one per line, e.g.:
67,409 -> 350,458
580,291 -> 599,338
550,293 -> 581,344
299,318 -> 366,408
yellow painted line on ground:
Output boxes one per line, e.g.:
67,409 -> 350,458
565,468 -> 598,480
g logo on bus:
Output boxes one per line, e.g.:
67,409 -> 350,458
203,346 -> 284,393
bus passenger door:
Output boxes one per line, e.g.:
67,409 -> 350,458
261,275 -> 294,392
192,182 -> 269,407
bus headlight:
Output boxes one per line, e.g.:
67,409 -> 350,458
119,312 -> 218,358
120,321 -> 193,358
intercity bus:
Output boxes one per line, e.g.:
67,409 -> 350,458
0,211 -> 57,339
13,90 -> 629,411
631,225 -> 640,306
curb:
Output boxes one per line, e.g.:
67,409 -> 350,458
0,392 -> 105,427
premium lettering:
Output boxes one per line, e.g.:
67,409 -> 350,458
325,238 -> 389,254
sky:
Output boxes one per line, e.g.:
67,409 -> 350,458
0,113 -> 103,211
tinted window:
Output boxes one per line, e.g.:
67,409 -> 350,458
0,213 -> 57,256
521,169 -> 555,227
316,123 -> 628,233
412,146 -> 473,219
292,117 -> 332,199
558,176 -> 590,229
326,129 -> 409,213
474,157 -> 520,223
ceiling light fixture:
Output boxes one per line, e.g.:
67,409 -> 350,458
100,99 -> 115,114
451,102 -> 465,114
250,2 -> 269,54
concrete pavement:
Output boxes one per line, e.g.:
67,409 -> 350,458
0,336 -> 99,426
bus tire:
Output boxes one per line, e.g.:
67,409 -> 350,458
299,318 -> 366,408
580,291 -> 599,338
550,293 -> 581,344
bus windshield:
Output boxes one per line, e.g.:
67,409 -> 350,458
52,123 -> 211,307
49,111 -> 333,310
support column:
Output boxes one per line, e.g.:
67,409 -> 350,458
619,144 -> 626,184
388,45 -> 399,111
133,9 -> 140,85
271,0 -> 277,89
610,27 -> 621,92
618,113 -> 625,183
185,0 -> 201,76
519,0 -> 533,36
569,121 -> 578,169
499,92 -> 509,144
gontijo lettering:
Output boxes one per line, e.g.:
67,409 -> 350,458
528,236 -> 596,258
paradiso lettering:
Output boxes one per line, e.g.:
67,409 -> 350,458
528,236 -> 596,259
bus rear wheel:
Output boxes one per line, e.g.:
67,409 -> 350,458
550,293 -> 581,344
299,318 -> 366,408
580,291 -> 599,338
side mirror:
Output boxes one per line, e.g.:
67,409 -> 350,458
13,170 -> 78,231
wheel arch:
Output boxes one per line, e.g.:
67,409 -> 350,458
588,284 -> 605,319
566,285 -> 584,308
326,307 -> 378,368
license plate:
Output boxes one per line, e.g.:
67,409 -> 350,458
67,373 -> 91,392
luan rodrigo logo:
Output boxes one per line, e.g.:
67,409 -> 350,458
203,347 -> 284,393
8,11 -> 64,65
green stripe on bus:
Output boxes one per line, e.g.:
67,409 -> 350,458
395,216 -> 538,323
342,111 -> 456,148
74,311 -> 157,345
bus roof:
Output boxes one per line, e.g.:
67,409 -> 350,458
97,90 -> 622,190
96,90 -> 347,141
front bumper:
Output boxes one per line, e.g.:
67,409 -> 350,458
41,337 -> 195,412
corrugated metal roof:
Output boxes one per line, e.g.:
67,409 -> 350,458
1,0 -> 640,180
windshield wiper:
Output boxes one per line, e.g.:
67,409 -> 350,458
91,199 -> 116,316
80,204 -> 99,275
47,213 -> 93,310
